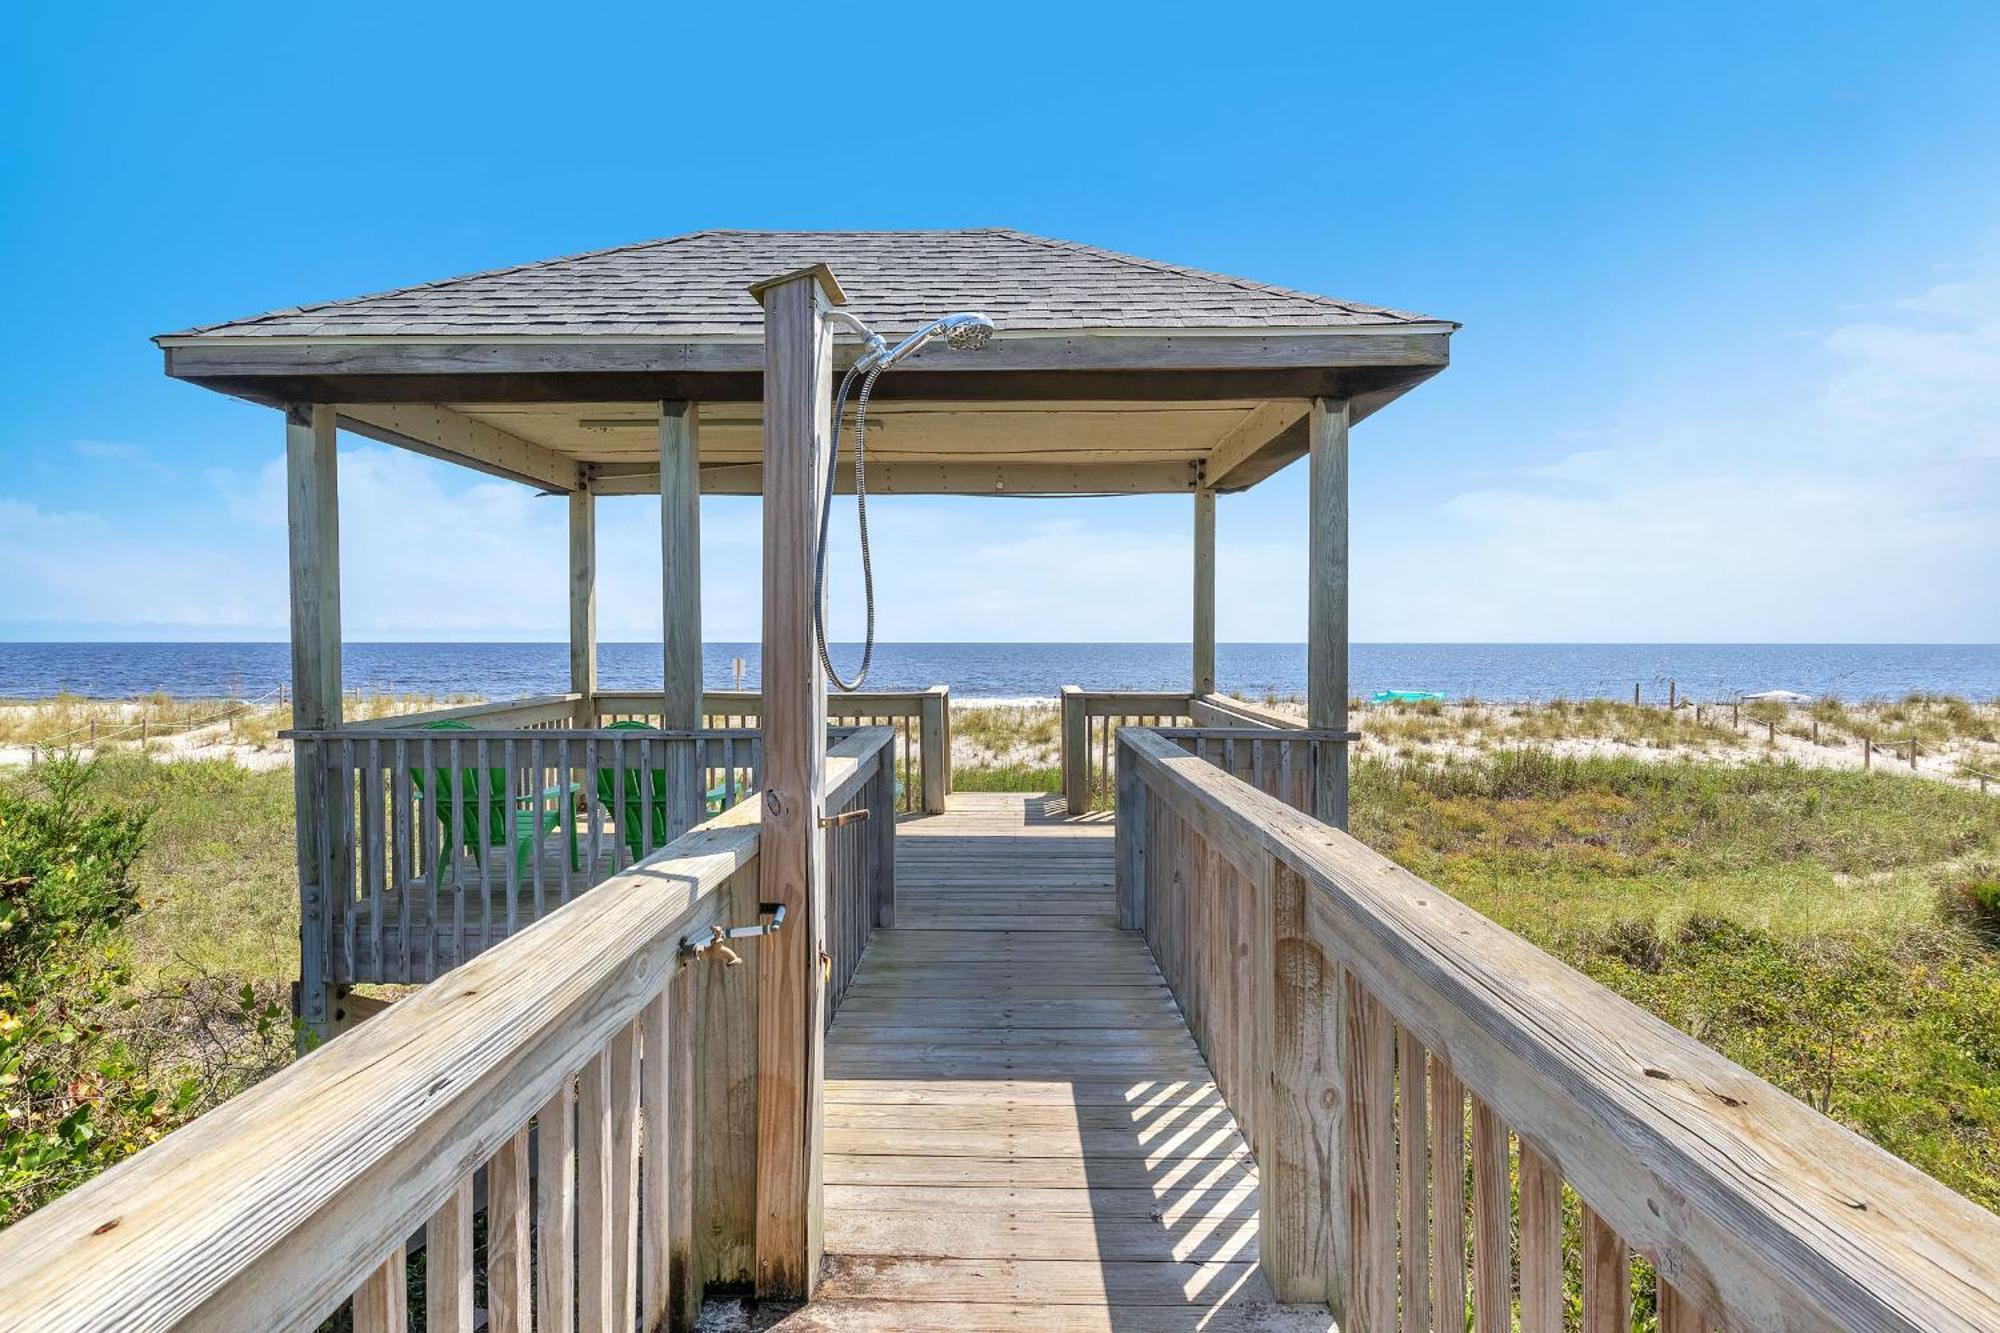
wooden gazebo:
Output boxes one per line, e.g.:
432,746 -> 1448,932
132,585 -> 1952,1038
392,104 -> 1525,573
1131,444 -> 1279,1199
5,230 -> 1997,1333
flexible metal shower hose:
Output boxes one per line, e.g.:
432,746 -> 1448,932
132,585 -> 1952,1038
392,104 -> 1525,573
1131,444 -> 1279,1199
814,361 -> 883,691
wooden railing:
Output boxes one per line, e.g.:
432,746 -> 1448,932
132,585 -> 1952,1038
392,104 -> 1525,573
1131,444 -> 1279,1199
1150,725 -> 1355,817
291,726 -> 762,986
0,729 -> 898,1332
372,693 -> 587,731
596,686 -> 951,815
1058,687 -> 1196,813
822,729 -> 897,1022
1115,726 -> 2000,1332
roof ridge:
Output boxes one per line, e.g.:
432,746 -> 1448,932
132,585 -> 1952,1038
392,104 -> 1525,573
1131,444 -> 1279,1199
992,228 -> 1423,322
174,230 -> 722,335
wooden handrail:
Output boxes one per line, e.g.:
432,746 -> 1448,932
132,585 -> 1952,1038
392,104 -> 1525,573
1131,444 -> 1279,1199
356,693 -> 584,730
0,814 -> 755,1330
0,724 -> 903,1331
1118,725 -> 2000,1331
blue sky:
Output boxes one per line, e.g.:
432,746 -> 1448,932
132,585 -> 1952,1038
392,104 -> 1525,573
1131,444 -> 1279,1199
2,1 -> 1996,644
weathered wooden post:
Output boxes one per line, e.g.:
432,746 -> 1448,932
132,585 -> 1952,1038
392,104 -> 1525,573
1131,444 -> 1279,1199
1307,398 -> 1350,828
749,264 -> 840,1301
662,400 -> 704,831
286,404 -> 343,1035
919,686 -> 949,814
570,484 -> 597,727
1193,487 -> 1216,697
1060,685 -> 1088,814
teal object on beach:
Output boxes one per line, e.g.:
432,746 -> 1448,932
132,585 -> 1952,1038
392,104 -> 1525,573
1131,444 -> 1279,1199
1373,690 -> 1448,704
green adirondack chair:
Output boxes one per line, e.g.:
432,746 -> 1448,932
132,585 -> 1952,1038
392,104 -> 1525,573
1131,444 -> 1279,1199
412,720 -> 578,882
598,720 -> 672,862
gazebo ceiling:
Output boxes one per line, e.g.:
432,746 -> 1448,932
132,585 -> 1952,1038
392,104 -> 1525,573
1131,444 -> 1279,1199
156,229 -> 1456,495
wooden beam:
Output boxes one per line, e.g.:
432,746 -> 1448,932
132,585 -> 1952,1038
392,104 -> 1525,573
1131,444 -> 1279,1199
662,401 -> 704,832
169,331 -> 1453,381
1192,488 -> 1216,695
752,268 -> 835,1300
569,488 -> 597,726
1205,400 -> 1308,490
287,404 -> 342,1034
591,459 -> 1201,497
335,403 -> 581,492
1308,398 -> 1349,828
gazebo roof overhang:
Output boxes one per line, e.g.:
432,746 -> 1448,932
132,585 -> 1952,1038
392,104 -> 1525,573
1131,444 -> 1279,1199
156,229 -> 1456,495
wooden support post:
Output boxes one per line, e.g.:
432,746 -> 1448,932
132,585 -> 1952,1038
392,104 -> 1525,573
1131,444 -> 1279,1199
919,686 -> 949,814
286,404 -> 343,1035
662,401 -> 705,832
750,266 -> 838,1301
1307,399 -> 1350,829
1260,859 -> 1347,1312
1193,487 -> 1216,696
871,751 -> 897,928
1060,686 -> 1088,815
1114,748 -> 1146,931
570,487 -> 597,727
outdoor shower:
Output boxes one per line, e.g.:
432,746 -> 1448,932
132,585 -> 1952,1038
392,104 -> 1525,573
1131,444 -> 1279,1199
815,309 -> 996,690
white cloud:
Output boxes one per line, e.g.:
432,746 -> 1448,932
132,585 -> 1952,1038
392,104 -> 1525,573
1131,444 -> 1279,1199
1361,273 -> 2000,641
4,269 -> 1996,645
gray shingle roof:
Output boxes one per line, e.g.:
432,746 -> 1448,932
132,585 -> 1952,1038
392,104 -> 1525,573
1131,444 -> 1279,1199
164,229 -> 1447,339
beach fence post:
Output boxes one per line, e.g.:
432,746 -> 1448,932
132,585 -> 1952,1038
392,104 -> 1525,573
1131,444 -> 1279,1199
1863,738 -> 1872,770
1909,740 -> 1918,770
1668,679 -> 1677,708
1633,683 -> 1640,706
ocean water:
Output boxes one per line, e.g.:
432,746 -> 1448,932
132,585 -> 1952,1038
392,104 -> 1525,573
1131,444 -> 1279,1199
0,642 -> 1993,704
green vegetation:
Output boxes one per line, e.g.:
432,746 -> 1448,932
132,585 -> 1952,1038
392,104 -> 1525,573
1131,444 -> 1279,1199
0,754 -> 297,1224
1352,750 -> 2000,1209
953,762 -> 1063,792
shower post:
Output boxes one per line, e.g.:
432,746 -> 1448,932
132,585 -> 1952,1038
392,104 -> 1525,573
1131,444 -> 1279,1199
748,263 -> 842,1301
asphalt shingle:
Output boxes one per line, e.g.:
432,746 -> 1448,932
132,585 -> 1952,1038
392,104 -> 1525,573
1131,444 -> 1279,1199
164,229 -> 1446,339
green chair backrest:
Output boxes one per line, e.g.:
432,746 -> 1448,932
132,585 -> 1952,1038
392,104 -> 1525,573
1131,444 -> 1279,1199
412,720 -> 513,851
598,721 -> 671,855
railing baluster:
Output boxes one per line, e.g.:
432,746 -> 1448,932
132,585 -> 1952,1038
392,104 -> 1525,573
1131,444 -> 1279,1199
1581,1203 -> 1630,1333
640,988 -> 670,1330
425,1177 -> 474,1333
578,1045 -> 614,1328
351,1246 -> 406,1333
1518,1141 -> 1562,1333
362,739 -> 385,983
1470,1094 -> 1511,1333
448,734 -> 466,971
1344,973 -> 1395,1332
1397,1026 -> 1432,1333
1430,1058 -> 1469,1333
609,1019 -> 641,1332
530,734 -> 546,927
478,735 -> 496,962
536,1076 -> 578,1333
487,1126 -> 532,1333
388,737 -> 411,984
503,736 -> 520,944
1659,1278 -> 1703,1333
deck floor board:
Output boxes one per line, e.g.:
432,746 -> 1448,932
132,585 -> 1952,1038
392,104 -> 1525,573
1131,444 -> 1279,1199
778,791 -> 1329,1331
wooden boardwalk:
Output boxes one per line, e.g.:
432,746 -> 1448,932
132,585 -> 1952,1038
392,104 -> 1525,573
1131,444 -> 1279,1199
780,792 -> 1329,1331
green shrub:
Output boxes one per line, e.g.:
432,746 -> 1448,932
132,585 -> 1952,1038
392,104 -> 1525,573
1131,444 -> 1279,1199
0,754 -> 178,1222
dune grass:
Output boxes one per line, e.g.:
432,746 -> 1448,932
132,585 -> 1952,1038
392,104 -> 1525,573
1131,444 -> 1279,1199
1352,749 -> 2000,1209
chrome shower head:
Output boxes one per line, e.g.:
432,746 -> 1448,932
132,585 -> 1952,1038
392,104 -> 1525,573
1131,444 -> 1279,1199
873,311 -> 998,370
936,312 -> 996,351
